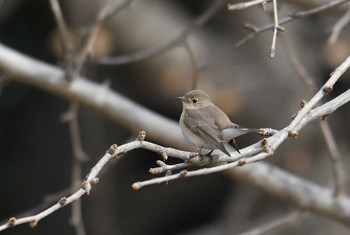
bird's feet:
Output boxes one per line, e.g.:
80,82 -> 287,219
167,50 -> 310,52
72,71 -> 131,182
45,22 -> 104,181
199,149 -> 214,164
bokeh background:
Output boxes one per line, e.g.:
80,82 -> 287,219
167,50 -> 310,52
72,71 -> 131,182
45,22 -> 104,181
0,0 -> 350,234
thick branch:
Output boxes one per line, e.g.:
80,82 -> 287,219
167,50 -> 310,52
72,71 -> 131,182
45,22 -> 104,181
229,163 -> 350,226
0,43 -> 184,147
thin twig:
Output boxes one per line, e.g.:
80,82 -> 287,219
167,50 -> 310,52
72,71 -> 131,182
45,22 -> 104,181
70,156 -> 85,235
269,0 -> 280,58
286,55 -> 350,133
97,0 -> 225,65
237,210 -> 303,235
228,0 -> 270,11
61,103 -> 89,162
49,0 -> 72,54
318,120 -> 344,197
0,188 -> 72,226
75,0 -> 134,72
328,3 -> 350,44
63,103 -> 87,235
235,0 -> 350,48
49,0 -> 75,80
183,40 -> 201,90
280,36 -> 317,93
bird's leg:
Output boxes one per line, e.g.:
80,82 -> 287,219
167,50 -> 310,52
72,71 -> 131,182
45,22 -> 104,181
229,139 -> 241,154
204,149 -> 214,164
198,147 -> 214,164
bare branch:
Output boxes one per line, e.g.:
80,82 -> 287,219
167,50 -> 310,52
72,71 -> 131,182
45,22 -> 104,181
235,0 -> 350,48
0,188 -> 87,231
0,142 -> 119,232
286,54 -> 350,132
269,0 -> 281,58
328,3 -> 350,44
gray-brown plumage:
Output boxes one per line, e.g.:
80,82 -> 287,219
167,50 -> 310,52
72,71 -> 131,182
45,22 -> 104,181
177,90 -> 258,157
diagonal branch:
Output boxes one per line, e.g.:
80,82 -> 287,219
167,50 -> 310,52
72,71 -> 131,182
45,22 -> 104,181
280,35 -> 346,197
237,210 -> 304,235
328,3 -> 350,44
0,43 -> 184,145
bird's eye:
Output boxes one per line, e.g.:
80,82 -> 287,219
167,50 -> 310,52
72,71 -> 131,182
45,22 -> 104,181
192,99 -> 198,103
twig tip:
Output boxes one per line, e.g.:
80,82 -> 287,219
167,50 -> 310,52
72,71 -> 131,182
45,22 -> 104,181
132,182 -> 141,190
149,168 -> 157,174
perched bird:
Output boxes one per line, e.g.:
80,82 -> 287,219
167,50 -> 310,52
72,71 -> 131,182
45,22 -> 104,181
177,90 -> 259,157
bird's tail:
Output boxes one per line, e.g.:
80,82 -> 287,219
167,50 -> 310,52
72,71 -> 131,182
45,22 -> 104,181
222,125 -> 259,139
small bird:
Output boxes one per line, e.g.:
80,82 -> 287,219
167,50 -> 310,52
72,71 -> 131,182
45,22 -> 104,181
177,90 -> 259,157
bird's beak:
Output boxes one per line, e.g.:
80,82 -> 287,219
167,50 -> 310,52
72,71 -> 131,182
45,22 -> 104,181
176,96 -> 185,101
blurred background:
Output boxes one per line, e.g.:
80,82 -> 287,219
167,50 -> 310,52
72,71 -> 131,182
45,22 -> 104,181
0,0 -> 350,234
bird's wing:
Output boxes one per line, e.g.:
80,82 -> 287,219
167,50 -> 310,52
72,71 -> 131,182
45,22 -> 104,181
183,106 -> 230,155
